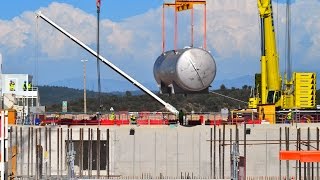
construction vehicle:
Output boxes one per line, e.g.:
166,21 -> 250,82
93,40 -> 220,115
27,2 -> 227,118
248,0 -> 316,121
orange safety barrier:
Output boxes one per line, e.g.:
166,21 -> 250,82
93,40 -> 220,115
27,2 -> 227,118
207,120 -> 223,125
42,119 -> 60,124
137,120 -> 149,125
279,150 -> 320,162
121,120 -> 130,125
115,120 -> 121,126
246,119 -> 262,124
114,120 -> 130,125
100,120 -> 114,125
149,120 -> 164,125
199,115 -> 204,124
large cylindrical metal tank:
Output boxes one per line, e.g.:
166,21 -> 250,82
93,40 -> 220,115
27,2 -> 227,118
153,47 -> 216,94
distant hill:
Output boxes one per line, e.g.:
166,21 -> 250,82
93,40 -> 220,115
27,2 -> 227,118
45,75 -> 256,93
47,77 -> 157,92
39,85 -> 252,113
38,85 -> 97,106
211,75 -> 254,89
39,85 -> 147,105
54,74 -> 320,92
40,85 -> 320,113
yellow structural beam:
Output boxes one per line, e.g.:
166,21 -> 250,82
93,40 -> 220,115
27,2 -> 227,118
164,0 -> 206,12
176,3 -> 193,11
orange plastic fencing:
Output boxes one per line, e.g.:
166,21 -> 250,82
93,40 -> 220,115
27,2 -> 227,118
279,150 -> 320,162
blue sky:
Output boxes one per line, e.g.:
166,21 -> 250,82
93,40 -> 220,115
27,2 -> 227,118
0,0 -> 320,91
0,0 -> 163,21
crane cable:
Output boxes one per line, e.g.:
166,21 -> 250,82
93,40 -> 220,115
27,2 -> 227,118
276,0 -> 279,54
210,91 -> 248,104
34,16 -> 39,86
285,0 -> 292,81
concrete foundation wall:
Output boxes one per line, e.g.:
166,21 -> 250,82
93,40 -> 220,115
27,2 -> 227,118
7,124 -> 320,179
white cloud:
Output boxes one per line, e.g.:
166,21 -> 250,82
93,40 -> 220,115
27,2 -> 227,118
0,17 -> 30,51
201,0 -> 260,60
292,0 -> 320,62
0,0 -> 320,84
106,23 -> 134,53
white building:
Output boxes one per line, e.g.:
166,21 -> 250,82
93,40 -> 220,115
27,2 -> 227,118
1,74 -> 41,124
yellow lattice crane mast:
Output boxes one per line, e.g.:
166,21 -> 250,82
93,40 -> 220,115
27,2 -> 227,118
248,0 -> 316,123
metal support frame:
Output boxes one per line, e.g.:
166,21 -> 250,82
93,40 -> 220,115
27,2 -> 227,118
162,0 -> 207,52
81,59 -> 88,114
96,2 -> 102,113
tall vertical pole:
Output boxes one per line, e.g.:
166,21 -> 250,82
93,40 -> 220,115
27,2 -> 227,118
45,127 -> 48,178
222,125 -> 225,179
31,127 -> 33,176
107,129 -> 110,178
162,4 -> 165,53
81,59 -> 88,114
28,127 -> 30,178
298,128 -> 301,180
174,7 -> 178,50
191,8 -> 194,47
286,127 -> 290,180
210,128 -> 212,178
96,0 -> 102,113
214,124 -> 216,179
97,128 -> 101,178
317,127 -> 319,180
204,3 -> 207,49
57,128 -> 60,177
0,111 -> 5,180
244,121 -> 247,179
307,127 -> 311,179
218,128 -> 221,178
279,127 -> 282,179
49,128 -> 51,178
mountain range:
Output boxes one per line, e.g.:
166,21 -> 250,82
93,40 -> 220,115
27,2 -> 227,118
45,75 -> 256,93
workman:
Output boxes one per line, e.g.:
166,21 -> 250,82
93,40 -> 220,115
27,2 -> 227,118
130,114 -> 136,125
28,82 -> 32,91
109,107 -> 115,120
178,109 -> 184,125
110,111 -> 115,120
286,109 -> 292,124
9,80 -> 15,91
23,81 -> 27,91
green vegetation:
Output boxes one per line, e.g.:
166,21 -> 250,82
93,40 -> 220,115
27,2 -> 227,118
39,85 -> 320,113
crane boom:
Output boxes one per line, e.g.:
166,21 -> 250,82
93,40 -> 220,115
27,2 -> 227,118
257,0 -> 281,105
36,11 -> 179,115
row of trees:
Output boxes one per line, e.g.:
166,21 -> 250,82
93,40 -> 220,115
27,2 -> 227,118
41,84 -> 251,113
40,84 -> 320,113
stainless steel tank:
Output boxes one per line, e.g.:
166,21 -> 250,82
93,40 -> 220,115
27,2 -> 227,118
153,47 -> 216,94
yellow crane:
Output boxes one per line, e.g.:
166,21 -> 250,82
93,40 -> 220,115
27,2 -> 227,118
248,0 -> 316,123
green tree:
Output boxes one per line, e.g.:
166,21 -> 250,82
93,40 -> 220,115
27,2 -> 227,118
220,84 -> 226,90
242,85 -> 248,90
125,91 -> 132,97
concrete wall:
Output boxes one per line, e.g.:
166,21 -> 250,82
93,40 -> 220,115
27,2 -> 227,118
8,124 -> 320,179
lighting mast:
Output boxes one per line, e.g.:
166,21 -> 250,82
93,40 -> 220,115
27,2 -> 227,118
96,0 -> 102,112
